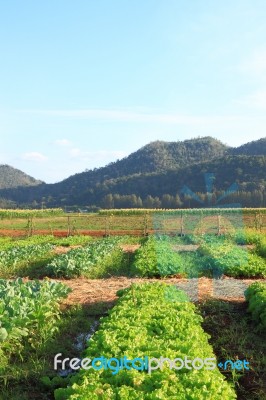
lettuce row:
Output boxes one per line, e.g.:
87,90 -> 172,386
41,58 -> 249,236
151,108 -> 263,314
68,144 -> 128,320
245,282 -> 266,331
55,283 -> 236,399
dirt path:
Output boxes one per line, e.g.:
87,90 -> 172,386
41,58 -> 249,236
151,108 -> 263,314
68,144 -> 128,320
56,276 -> 265,307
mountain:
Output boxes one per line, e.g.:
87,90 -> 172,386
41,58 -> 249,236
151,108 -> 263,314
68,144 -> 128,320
45,136 -> 228,195
231,137 -> 266,156
0,136 -> 266,209
0,165 -> 43,189
104,136 -> 228,175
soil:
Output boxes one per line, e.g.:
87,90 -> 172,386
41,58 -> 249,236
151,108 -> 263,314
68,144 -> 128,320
0,229 -> 144,237
53,245 -> 83,255
54,276 -> 265,307
119,244 -> 141,252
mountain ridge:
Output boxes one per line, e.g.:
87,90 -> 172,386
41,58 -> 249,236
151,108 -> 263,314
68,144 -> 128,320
0,164 -> 43,189
0,136 -> 265,208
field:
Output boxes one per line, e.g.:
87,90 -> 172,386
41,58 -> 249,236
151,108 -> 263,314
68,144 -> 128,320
0,208 -> 265,237
0,209 -> 265,399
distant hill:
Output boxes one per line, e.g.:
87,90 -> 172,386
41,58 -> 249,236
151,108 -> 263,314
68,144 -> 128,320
106,136 -> 228,175
0,136 -> 265,208
44,136 -> 228,196
0,165 -> 43,189
231,137 -> 266,155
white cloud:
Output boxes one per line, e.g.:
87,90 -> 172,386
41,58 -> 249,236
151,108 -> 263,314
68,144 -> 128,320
21,152 -> 48,162
54,139 -> 72,146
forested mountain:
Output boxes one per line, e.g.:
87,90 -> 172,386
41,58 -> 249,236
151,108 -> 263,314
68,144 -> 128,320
106,136 -> 228,175
0,136 -> 266,209
231,137 -> 266,156
52,136 -> 228,194
0,165 -> 42,189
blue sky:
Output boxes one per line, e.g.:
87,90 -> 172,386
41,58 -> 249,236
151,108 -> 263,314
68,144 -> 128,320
1,0 -> 266,183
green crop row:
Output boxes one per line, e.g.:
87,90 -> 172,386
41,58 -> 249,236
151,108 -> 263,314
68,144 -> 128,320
0,243 -> 55,276
0,234 -> 93,251
0,278 -> 71,375
232,229 -> 263,246
245,282 -> 266,332
254,237 -> 266,258
55,283 -> 236,399
231,231 -> 266,259
45,237 -> 123,278
0,235 -> 56,251
198,241 -> 266,278
131,236 -> 185,277
0,208 -> 64,218
131,234 -> 266,279
99,208 -> 266,216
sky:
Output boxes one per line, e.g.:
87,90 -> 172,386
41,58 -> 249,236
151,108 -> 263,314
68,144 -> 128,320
1,0 -> 266,183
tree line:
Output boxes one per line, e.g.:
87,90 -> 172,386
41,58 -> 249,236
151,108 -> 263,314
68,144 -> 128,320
100,190 -> 266,209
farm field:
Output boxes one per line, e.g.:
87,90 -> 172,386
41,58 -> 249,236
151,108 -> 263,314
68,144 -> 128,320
0,208 -> 266,237
0,211 -> 265,399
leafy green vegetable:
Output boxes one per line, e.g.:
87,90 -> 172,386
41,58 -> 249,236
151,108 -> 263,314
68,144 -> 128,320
199,241 -> 266,278
0,243 -> 55,276
45,237 -> 122,278
245,282 -> 266,332
54,283 -> 236,400
0,278 -> 71,372
132,236 -> 185,277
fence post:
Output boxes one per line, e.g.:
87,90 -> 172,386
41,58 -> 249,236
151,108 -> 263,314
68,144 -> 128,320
217,214 -> 221,235
67,216 -> 71,237
254,212 -> 259,231
104,216 -> 109,237
143,212 -> 148,236
259,211 -> 262,232
180,211 -> 184,236
27,216 -> 33,237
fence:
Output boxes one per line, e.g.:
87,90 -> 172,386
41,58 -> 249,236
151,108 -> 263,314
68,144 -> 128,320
0,210 -> 265,237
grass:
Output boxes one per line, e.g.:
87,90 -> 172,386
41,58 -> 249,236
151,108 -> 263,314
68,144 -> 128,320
0,211 -> 265,236
0,302 -> 109,400
199,299 -> 266,400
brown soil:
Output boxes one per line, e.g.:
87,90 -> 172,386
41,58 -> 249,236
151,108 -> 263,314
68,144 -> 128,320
0,229 -> 144,238
54,276 -> 265,307
53,245 -> 82,255
172,244 -> 199,251
119,244 -> 141,252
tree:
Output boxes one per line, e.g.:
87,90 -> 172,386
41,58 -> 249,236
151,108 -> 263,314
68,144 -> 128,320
102,194 -> 114,209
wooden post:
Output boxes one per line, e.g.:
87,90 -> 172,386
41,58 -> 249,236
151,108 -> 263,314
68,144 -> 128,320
27,216 -> 33,237
259,211 -> 262,232
104,216 -> 108,237
143,212 -> 148,236
254,212 -> 259,231
217,214 -> 221,236
49,224 -> 54,236
67,216 -> 71,237
198,211 -> 203,235
180,211 -> 184,236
